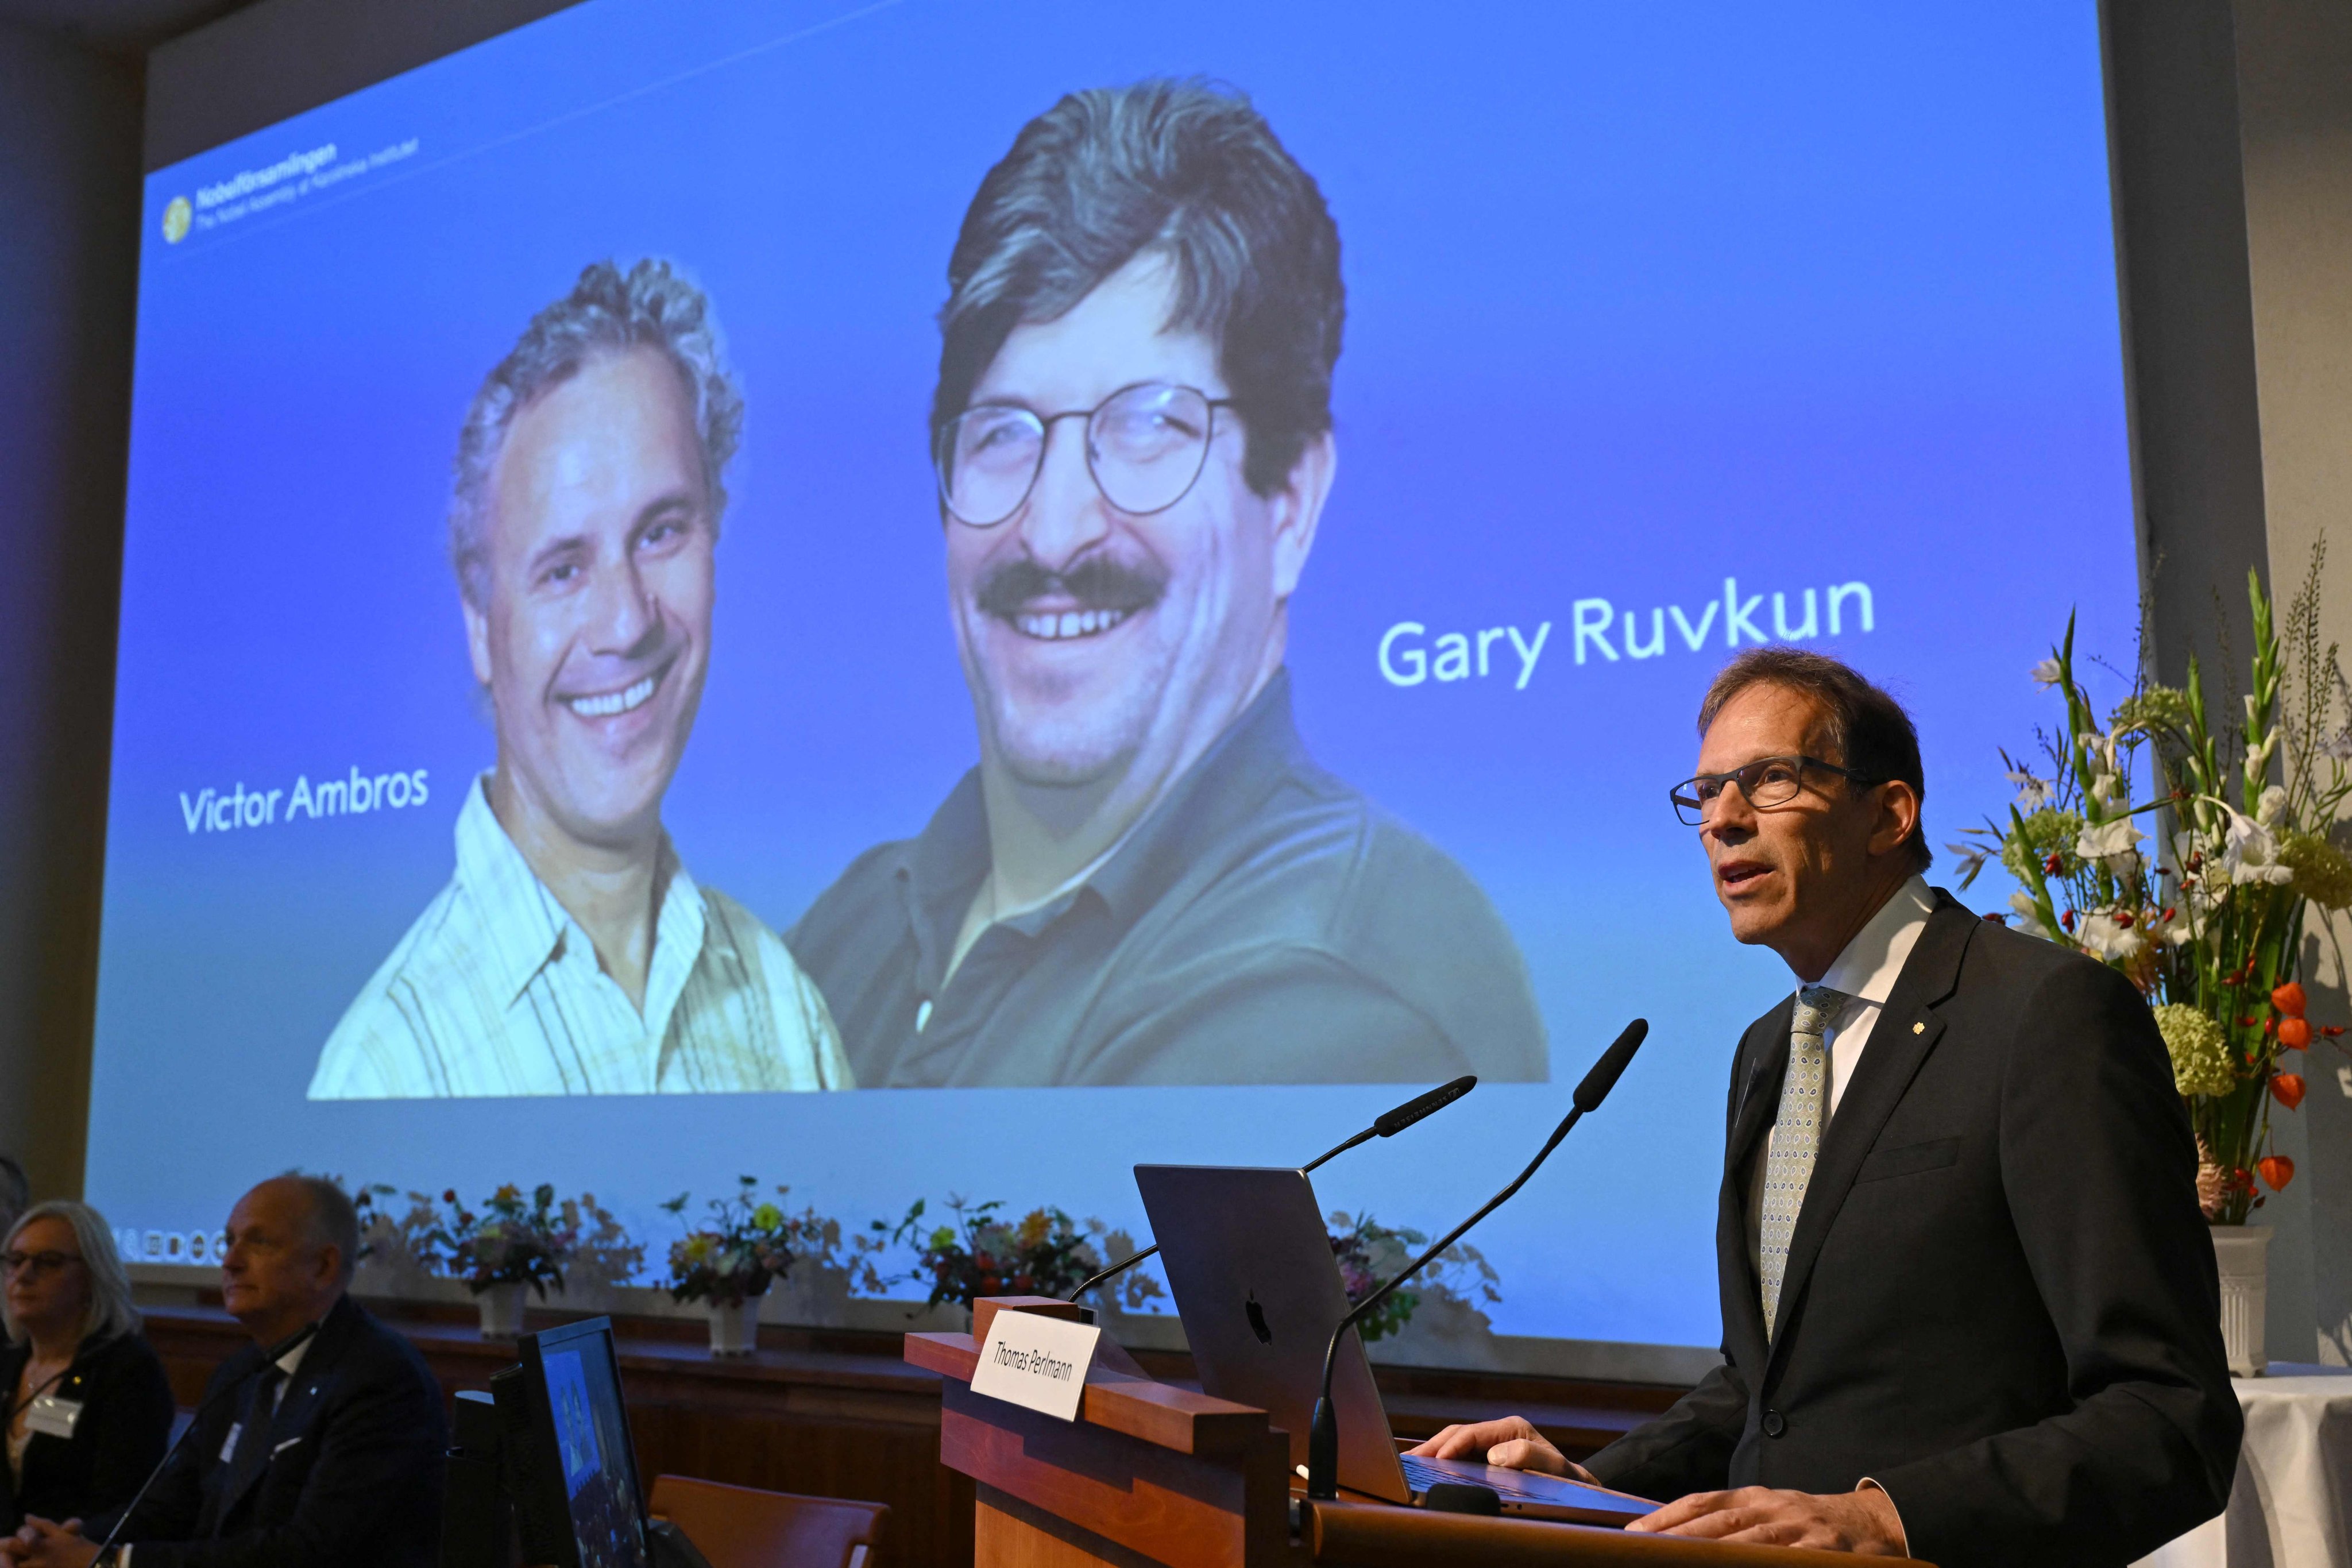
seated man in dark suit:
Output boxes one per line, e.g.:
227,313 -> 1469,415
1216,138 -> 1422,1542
1410,648 -> 2241,1565
3,1176 -> 446,1568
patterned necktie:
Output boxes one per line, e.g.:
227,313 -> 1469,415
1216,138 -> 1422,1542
1759,983 -> 1847,1337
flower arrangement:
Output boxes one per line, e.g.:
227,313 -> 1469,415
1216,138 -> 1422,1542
1326,1211 -> 1502,1342
1957,553 -> 2352,1222
358,1183 -> 641,1297
864,1197 -> 1164,1314
660,1177 -> 829,1307
402,1183 -> 609,1299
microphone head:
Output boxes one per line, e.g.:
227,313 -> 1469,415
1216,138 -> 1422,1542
1572,1019 -> 1648,1113
1374,1074 -> 1476,1137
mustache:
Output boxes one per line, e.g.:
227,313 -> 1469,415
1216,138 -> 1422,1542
975,552 -> 1169,621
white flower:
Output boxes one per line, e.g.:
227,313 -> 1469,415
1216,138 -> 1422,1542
2030,656 -> 2064,687
2220,808 -> 2295,886
2161,905 -> 2206,946
2256,783 -> 2287,827
2075,905 -> 2147,962
2075,817 -> 2145,870
2087,771 -> 2131,809
2245,730 -> 2281,778
2006,890 -> 2054,939
2006,768 -> 2052,810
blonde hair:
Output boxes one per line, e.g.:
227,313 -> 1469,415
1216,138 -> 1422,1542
2,1201 -> 140,1347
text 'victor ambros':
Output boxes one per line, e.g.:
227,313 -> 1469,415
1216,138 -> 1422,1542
179,766 -> 431,834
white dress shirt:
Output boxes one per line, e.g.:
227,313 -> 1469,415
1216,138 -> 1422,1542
308,777 -> 851,1097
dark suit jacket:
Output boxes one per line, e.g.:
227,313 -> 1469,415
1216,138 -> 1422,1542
97,1295 -> 446,1568
1584,892 -> 2242,1567
0,1330 -> 174,1532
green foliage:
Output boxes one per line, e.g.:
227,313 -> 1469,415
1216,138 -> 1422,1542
2110,686 -> 2192,738
864,1197 -> 1164,1314
396,1183 -> 632,1300
2153,1005 -> 2236,1099
1999,808 -> 2084,885
1326,1212 -> 1501,1343
662,1176 -> 829,1307
1966,543 -> 2352,1222
2280,831 -> 2352,911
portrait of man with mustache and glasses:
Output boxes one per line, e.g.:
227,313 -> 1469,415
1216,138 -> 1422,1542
309,260 -> 852,1098
789,81 -> 1546,1087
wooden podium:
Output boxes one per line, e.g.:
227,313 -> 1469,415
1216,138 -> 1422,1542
906,1299 -> 1932,1568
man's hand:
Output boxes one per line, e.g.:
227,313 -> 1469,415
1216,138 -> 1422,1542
1628,1485 -> 1908,1554
1404,1417 -> 1596,1482
1,1518 -> 100,1568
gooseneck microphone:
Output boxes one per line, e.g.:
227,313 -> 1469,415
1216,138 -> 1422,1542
1064,1075 -> 1478,1303
1305,1022 -> 1648,1500
88,1320 -> 322,1562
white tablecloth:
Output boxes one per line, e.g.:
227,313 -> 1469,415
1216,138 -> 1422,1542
2137,1366 -> 2352,1568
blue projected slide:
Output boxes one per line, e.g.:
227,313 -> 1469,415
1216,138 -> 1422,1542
90,0 -> 2136,1350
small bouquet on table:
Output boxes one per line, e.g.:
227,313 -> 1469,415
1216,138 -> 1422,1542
414,1183 -> 587,1339
1960,554 -> 2352,1374
869,1196 -> 1163,1321
661,1177 -> 824,1355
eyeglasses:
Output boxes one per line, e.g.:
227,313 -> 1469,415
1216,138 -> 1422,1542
936,381 -> 1236,527
1,1250 -> 83,1278
1669,754 -> 1879,826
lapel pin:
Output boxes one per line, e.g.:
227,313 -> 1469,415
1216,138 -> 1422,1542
1913,1021 -> 1926,1034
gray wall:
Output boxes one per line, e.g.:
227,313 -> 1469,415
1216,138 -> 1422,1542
2106,0 -> 2352,1362
0,23 -> 142,1204
2231,0 -> 2352,1363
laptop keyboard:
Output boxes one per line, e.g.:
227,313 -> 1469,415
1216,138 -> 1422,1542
1400,1453 -> 1570,1505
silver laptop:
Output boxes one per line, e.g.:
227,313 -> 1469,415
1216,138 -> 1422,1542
1134,1164 -> 1651,1523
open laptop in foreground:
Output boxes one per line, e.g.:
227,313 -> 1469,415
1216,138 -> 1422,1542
1135,1164 -> 1655,1525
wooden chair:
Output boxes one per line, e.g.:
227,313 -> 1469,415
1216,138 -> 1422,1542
647,1474 -> 889,1568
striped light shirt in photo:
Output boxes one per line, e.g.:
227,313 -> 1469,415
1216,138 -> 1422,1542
307,778 -> 852,1097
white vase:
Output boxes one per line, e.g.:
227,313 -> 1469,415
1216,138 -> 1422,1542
478,1280 -> 529,1339
708,1293 -> 762,1357
2211,1224 -> 2271,1377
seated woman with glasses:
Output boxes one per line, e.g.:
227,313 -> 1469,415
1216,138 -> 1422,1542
1,1202 -> 174,1537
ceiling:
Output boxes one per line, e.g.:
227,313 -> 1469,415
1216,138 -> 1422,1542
0,0 -> 260,54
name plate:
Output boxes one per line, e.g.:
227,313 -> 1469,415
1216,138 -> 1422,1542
25,1395 -> 83,1440
970,1309 -> 1101,1422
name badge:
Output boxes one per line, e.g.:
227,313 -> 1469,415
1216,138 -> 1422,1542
970,1310 -> 1100,1423
25,1395 -> 83,1440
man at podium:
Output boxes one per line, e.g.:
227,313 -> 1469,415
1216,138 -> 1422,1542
1412,649 -> 2239,1565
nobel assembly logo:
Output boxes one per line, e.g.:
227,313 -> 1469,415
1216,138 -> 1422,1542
161,196 -> 191,244
196,142 -> 337,211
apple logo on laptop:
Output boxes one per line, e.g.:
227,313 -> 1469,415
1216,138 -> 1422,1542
1245,1291 -> 1273,1346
